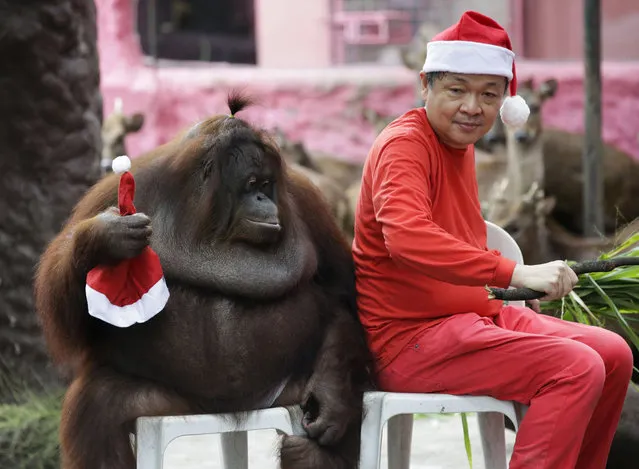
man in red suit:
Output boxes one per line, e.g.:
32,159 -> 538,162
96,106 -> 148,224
352,10 -> 633,469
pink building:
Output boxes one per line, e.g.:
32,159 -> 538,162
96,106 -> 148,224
512,0 -> 639,61
96,0 -> 639,162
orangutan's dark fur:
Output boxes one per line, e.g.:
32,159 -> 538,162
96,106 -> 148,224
33,93 -> 373,469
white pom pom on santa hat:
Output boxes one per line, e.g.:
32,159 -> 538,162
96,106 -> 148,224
112,155 -> 131,174
500,95 -> 530,128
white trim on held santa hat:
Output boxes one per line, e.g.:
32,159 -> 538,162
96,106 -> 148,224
422,11 -> 530,128
86,266 -> 170,328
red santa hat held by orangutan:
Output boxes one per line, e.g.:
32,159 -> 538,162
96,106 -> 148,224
85,155 -> 170,328
422,10 -> 530,128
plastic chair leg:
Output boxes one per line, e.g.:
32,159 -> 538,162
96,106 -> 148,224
359,393 -> 386,469
477,412 -> 508,469
220,431 -> 248,469
387,413 -> 413,469
136,418 -> 166,469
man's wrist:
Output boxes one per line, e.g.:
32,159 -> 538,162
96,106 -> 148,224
493,256 -> 518,288
510,264 -> 528,288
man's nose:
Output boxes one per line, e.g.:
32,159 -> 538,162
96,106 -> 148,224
460,94 -> 481,115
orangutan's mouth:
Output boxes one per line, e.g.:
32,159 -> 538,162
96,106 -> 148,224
247,220 -> 281,231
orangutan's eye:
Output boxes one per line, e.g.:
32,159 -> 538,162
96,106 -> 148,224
245,176 -> 258,192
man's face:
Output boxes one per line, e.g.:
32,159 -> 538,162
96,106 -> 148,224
421,72 -> 507,149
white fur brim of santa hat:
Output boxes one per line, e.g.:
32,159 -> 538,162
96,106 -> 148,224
422,10 -> 531,128
86,257 -> 170,328
424,40 -> 514,81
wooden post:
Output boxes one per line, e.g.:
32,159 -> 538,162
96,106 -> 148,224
583,0 -> 604,236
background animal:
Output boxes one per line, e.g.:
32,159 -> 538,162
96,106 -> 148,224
290,162 -> 355,243
473,79 -> 558,264
34,93 -> 372,469
275,128 -> 363,191
482,78 -> 639,238
275,128 -> 362,240
100,97 -> 145,175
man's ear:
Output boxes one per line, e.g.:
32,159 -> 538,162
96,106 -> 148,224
419,71 -> 429,102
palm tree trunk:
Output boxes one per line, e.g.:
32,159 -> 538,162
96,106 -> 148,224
0,0 -> 103,394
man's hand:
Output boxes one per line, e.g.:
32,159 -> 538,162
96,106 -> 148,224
510,260 -> 578,301
526,299 -> 541,313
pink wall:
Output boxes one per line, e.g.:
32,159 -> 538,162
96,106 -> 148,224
95,0 -> 639,163
255,0 -> 332,67
517,0 -> 639,61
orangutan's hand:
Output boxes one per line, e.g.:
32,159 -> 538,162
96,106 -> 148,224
300,385 -> 350,446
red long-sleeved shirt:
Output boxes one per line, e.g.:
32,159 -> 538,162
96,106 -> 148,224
352,107 -> 517,372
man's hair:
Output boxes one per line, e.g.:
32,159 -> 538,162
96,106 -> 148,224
425,71 -> 509,94
425,72 -> 448,88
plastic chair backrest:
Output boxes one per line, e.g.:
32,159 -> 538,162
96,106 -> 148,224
485,220 -> 525,307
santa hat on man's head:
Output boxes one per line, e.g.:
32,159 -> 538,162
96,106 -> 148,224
85,155 -> 170,328
422,10 -> 530,128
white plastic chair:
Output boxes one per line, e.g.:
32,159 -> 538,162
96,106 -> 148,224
360,392 -> 523,469
134,220 -> 528,468
135,406 -> 306,469
358,220 -> 528,469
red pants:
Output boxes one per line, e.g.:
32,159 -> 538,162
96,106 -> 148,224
376,305 -> 633,469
